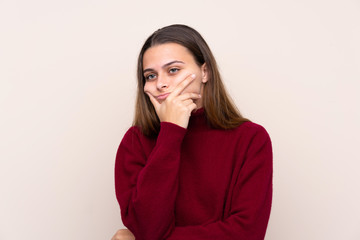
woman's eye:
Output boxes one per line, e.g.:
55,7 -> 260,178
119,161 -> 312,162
169,68 -> 179,74
145,74 -> 156,81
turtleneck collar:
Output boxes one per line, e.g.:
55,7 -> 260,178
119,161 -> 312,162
188,107 -> 208,130
191,107 -> 205,117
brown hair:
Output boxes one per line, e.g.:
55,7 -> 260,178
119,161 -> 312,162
133,24 -> 249,137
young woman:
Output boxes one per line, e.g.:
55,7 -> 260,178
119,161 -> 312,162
112,24 -> 272,240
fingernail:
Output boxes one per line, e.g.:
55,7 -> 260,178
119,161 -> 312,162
191,74 -> 196,79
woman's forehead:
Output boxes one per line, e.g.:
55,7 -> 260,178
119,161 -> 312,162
143,43 -> 194,69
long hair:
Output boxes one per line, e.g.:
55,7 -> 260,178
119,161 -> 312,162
133,24 -> 249,137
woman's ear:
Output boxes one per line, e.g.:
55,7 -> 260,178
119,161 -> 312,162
201,63 -> 209,83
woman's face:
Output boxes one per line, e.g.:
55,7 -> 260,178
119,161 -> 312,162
143,43 -> 208,107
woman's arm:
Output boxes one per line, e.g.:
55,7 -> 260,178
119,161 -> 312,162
115,123 -> 186,240
165,126 -> 273,240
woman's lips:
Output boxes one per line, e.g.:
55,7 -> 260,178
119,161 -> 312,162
156,93 -> 170,100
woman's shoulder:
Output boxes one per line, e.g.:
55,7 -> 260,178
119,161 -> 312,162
121,125 -> 160,144
121,125 -> 140,139
236,121 -> 267,132
233,121 -> 271,141
120,125 -> 146,144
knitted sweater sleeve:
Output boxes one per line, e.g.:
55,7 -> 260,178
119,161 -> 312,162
114,122 -> 187,240
165,125 -> 273,240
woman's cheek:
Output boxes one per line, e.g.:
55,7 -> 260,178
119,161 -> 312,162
143,83 -> 151,93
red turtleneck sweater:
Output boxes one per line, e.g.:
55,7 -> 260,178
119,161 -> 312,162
115,109 -> 272,240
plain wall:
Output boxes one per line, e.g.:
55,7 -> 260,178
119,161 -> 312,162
1,0 -> 359,239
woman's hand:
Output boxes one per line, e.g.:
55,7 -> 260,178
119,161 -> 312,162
146,74 -> 201,129
111,229 -> 135,240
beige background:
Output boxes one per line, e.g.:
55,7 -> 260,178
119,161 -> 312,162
1,0 -> 359,239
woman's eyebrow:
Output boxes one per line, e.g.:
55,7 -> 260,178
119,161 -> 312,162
143,60 -> 185,74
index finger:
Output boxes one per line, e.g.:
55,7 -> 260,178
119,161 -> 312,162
145,91 -> 161,111
170,74 -> 196,97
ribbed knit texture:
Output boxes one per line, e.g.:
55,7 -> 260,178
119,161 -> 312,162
115,108 -> 273,240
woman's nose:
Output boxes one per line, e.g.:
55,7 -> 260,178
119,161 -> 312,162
156,75 -> 169,90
